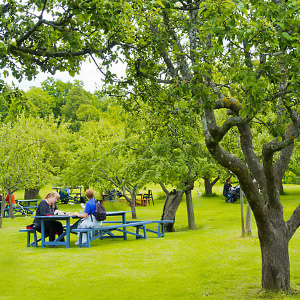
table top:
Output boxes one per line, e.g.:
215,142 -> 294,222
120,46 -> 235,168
34,214 -> 78,220
33,211 -> 131,219
17,199 -> 39,203
106,211 -> 131,216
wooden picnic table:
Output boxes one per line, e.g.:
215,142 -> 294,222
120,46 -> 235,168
15,199 -> 39,215
1,199 -> 39,217
24,211 -> 131,248
20,211 -> 174,248
135,194 -> 148,206
52,186 -> 84,204
34,215 -> 76,248
101,192 -> 153,207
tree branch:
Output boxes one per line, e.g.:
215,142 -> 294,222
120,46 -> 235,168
287,204 -> 300,240
237,123 -> 265,191
160,182 -> 169,195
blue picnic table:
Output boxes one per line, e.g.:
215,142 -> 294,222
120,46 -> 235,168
15,199 -> 39,215
1,199 -> 39,217
20,211 -> 174,248
31,211 -> 131,248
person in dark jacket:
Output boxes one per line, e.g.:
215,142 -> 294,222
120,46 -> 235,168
33,192 -> 64,242
223,178 -> 232,203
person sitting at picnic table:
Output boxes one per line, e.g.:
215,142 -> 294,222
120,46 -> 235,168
71,188 -> 102,245
59,186 -> 71,203
5,192 -> 16,209
32,191 -> 64,243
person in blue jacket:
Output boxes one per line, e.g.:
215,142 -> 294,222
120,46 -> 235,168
74,188 -> 102,245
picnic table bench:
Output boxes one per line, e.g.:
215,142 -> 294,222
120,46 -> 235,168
19,211 -> 131,248
19,209 -> 174,248
19,228 -> 39,247
71,219 -> 174,248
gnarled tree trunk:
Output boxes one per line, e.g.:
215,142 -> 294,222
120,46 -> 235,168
203,175 -> 220,194
203,98 -> 300,291
121,187 -> 137,219
24,188 -> 39,199
260,229 -> 290,290
185,180 -> 197,230
160,183 -> 183,232
128,190 -> 137,219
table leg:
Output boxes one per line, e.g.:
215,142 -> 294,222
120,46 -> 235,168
41,220 -> 45,248
66,218 -> 70,248
122,213 -> 127,240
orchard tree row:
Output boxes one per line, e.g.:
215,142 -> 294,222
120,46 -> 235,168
0,78 -> 107,131
0,80 -> 225,229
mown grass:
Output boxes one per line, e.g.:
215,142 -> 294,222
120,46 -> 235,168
1,183 -> 300,299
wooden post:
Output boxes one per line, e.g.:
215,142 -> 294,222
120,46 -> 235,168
240,188 -> 245,236
245,201 -> 252,235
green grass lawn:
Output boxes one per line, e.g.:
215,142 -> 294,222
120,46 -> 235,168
1,184 -> 300,299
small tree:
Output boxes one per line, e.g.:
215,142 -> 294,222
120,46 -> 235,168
0,115 -> 70,225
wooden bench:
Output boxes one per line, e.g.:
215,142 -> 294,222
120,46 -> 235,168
71,221 -> 150,248
19,226 -> 67,248
19,228 -> 39,247
141,220 -> 174,238
71,220 -> 174,248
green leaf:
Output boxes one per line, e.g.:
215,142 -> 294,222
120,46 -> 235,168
3,70 -> 9,78
282,32 -> 292,41
156,0 -> 165,8
127,37 -> 135,43
69,70 -> 76,77
124,3 -> 133,11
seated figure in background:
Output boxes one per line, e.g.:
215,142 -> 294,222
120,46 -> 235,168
5,192 -> 16,209
59,186 -> 71,204
223,178 -> 232,203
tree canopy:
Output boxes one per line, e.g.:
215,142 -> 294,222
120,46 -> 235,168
68,0 -> 300,291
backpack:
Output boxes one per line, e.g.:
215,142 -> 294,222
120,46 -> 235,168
94,201 -> 106,221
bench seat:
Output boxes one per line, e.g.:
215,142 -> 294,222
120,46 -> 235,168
19,220 -> 174,248
71,220 -> 174,248
72,221 -> 151,248
19,228 -> 39,247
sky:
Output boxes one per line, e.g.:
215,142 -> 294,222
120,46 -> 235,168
5,59 -> 126,93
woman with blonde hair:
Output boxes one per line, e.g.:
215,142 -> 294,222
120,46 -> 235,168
33,192 -> 64,243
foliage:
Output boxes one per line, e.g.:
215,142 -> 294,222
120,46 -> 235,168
41,78 -> 83,118
0,83 -> 35,122
0,114 -> 70,194
0,1 -> 115,80
26,87 -> 56,118
62,86 -> 97,131
59,107 -> 127,191
0,115 -> 47,193
76,104 -> 99,122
